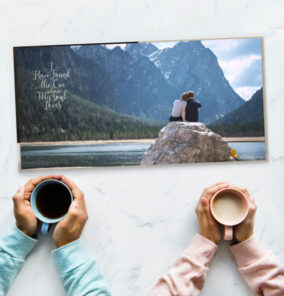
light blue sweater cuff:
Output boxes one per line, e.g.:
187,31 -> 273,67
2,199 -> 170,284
0,225 -> 38,260
52,239 -> 91,274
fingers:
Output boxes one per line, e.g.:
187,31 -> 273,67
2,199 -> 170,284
13,185 -> 25,203
202,182 -> 230,199
229,185 -> 257,207
25,175 -> 63,194
248,196 -> 257,210
61,175 -> 76,190
230,185 -> 250,198
199,198 -> 211,217
208,182 -> 230,194
27,175 -> 62,187
64,200 -> 88,225
229,185 -> 257,227
201,198 -> 214,217
13,185 -> 26,212
64,201 -> 81,224
201,198 -> 207,207
196,198 -> 210,216
61,176 -> 87,214
211,181 -> 230,187
247,199 -> 257,218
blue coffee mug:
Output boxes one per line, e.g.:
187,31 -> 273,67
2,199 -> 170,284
30,179 -> 73,235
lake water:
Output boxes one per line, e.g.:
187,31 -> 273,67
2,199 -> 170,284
20,141 -> 266,169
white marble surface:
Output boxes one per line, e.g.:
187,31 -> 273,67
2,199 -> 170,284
0,0 -> 284,295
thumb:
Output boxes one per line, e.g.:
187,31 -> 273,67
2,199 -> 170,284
64,200 -> 80,224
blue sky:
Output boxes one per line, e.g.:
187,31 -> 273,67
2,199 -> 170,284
202,38 -> 263,100
106,37 -> 263,101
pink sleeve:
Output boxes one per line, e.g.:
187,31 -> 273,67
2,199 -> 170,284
230,236 -> 284,296
148,234 -> 218,296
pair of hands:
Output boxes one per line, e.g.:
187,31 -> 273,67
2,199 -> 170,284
195,182 -> 257,244
13,177 -> 254,246
13,175 -> 88,248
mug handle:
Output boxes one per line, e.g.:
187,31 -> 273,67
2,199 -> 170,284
224,225 -> 233,240
41,223 -> 50,235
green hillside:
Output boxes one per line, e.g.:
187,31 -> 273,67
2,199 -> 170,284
208,88 -> 264,137
208,120 -> 264,137
16,69 -> 162,142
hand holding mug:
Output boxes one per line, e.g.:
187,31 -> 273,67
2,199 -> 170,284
53,176 -> 88,248
195,182 -> 230,244
231,186 -> 257,243
13,175 -> 62,237
210,187 -> 249,240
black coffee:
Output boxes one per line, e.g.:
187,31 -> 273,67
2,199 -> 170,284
36,182 -> 72,219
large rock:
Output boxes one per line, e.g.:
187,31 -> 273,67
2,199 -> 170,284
141,122 -> 231,165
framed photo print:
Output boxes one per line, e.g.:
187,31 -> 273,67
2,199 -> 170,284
14,37 -> 266,170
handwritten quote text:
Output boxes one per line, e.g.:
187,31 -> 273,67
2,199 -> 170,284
32,62 -> 72,111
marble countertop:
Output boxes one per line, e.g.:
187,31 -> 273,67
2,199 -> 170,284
1,0 -> 284,295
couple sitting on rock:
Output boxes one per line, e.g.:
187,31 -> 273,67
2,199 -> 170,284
169,90 -> 202,122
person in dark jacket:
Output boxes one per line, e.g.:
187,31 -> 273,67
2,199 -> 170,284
181,91 -> 202,122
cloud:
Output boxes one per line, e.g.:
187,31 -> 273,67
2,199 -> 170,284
202,39 -> 240,54
234,86 -> 262,101
104,41 -> 178,51
202,37 -> 263,96
152,41 -> 178,50
202,38 -> 262,61
219,54 -> 262,87
105,43 -> 127,50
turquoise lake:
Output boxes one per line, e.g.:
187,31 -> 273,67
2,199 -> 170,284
21,141 -> 266,169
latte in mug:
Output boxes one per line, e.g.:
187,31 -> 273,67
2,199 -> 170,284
210,188 -> 249,240
212,193 -> 245,224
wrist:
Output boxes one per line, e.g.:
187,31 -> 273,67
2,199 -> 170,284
55,240 -> 70,248
55,238 -> 79,248
16,223 -> 35,237
234,232 -> 254,244
200,232 -> 220,244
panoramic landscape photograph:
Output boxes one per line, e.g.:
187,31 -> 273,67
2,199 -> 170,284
14,37 -> 266,170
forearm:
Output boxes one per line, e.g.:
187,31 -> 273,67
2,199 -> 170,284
148,234 -> 217,296
0,226 -> 37,295
182,107 -> 187,122
230,236 -> 284,296
53,239 -> 111,296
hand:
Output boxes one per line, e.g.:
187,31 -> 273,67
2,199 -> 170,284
231,186 -> 257,243
53,176 -> 88,248
195,182 -> 230,244
13,175 -> 62,237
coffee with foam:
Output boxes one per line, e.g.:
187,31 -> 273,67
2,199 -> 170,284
212,193 -> 246,225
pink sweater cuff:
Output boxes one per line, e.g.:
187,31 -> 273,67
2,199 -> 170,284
184,234 -> 218,267
230,235 -> 269,267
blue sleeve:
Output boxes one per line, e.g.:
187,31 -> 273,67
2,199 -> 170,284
52,240 -> 111,296
0,226 -> 38,295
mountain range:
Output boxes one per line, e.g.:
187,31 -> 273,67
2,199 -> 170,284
15,68 -> 162,142
14,40 -> 261,142
209,88 -> 265,137
212,88 -> 264,125
14,46 -> 163,142
75,41 -> 245,123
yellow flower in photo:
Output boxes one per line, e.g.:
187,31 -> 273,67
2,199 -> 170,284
230,148 -> 239,158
